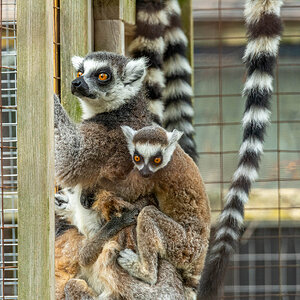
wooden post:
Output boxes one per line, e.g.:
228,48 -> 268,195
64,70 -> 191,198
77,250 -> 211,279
94,0 -> 136,54
60,0 -> 93,122
17,0 -> 55,299
178,0 -> 194,89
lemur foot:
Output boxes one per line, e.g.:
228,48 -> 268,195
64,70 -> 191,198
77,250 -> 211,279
55,193 -> 69,211
117,249 -> 157,285
64,278 -> 97,300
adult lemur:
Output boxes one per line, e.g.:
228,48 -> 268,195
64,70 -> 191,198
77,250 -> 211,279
56,125 -> 210,299
54,52 -> 187,299
198,0 -> 283,299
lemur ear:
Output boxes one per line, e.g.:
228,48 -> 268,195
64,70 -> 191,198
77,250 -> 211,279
121,126 -> 136,143
71,56 -> 84,70
123,58 -> 147,85
167,129 -> 183,146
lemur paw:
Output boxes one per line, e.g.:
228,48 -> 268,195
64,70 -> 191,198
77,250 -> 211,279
118,249 -> 139,272
55,193 -> 69,211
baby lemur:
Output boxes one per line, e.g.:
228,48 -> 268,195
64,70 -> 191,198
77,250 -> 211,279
57,125 -> 210,298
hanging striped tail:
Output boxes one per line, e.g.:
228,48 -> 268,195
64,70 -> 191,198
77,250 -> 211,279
163,0 -> 198,162
197,1 -> 283,299
129,0 -> 168,124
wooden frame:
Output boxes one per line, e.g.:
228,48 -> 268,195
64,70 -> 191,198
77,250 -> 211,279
17,0 -> 192,298
17,0 -> 55,299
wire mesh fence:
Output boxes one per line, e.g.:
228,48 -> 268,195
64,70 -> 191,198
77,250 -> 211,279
0,0 -> 18,298
193,0 -> 300,299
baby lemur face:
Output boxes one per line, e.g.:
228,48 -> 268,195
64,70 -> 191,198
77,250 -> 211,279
121,126 -> 183,178
71,52 -> 147,118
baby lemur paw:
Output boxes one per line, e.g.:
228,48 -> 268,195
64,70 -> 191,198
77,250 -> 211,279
55,193 -> 69,211
118,249 -> 139,272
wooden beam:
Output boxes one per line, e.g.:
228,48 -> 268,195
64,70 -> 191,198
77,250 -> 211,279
178,0 -> 194,89
17,0 -> 55,299
60,0 -> 93,122
94,0 -> 136,54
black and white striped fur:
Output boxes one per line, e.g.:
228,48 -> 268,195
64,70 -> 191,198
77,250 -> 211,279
197,1 -> 283,299
163,0 -> 198,162
129,0 -> 168,124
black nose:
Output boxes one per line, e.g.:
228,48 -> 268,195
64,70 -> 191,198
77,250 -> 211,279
72,79 -> 81,87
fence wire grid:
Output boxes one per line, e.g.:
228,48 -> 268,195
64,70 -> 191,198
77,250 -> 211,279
0,0 -> 299,299
193,0 -> 300,299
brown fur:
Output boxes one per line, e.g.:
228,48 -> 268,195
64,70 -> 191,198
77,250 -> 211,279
133,126 -> 168,146
106,145 -> 211,288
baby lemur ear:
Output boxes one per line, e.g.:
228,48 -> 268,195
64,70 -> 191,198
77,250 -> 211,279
71,56 -> 84,70
121,126 -> 136,155
121,126 -> 136,143
167,129 -> 184,146
122,58 -> 147,85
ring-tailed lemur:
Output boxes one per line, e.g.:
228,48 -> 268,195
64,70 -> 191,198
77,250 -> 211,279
129,0 -> 198,162
56,125 -> 210,300
197,1 -> 283,299
54,51 -> 186,299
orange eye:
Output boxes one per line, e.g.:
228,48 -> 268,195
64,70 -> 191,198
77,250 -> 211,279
154,157 -> 161,164
77,72 -> 83,78
134,155 -> 141,162
98,73 -> 108,81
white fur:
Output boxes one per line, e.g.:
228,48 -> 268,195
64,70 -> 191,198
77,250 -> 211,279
166,120 -> 195,135
163,54 -> 192,77
83,59 -> 107,75
123,58 -> 147,85
129,36 -> 165,54
215,227 -> 239,241
243,36 -> 281,61
149,100 -> 164,122
232,164 -> 258,183
163,101 -> 194,122
135,143 -> 162,166
137,10 -> 169,26
210,241 -> 233,255
164,27 -> 188,46
225,188 -> 249,205
121,126 -> 137,156
243,71 -> 273,94
163,79 -> 193,99
145,68 -> 165,88
239,138 -> 263,156
244,0 -> 283,24
72,55 -> 84,70
242,107 -> 271,128
219,209 -> 244,226
165,0 -> 181,16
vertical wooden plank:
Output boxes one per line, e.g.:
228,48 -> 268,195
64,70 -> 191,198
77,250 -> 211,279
93,0 -> 135,54
60,0 -> 92,122
178,0 -> 194,89
17,0 -> 55,299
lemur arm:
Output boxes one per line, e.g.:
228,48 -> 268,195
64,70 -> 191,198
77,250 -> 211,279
54,95 -> 117,186
78,208 -> 139,267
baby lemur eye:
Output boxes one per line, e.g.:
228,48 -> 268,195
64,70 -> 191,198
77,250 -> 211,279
77,71 -> 83,78
153,157 -> 162,164
98,73 -> 109,81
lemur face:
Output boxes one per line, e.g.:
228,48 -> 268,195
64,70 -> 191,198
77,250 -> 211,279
71,52 -> 147,118
121,125 -> 183,178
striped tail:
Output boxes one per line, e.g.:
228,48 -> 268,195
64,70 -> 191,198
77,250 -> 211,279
129,0 -> 168,124
163,0 -> 198,162
197,1 -> 283,299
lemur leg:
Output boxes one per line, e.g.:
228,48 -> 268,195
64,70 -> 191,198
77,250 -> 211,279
118,205 -> 186,285
91,189 -> 135,220
79,208 -> 139,267
64,278 -> 97,300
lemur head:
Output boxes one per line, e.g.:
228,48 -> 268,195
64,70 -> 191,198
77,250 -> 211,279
71,52 -> 147,118
121,125 -> 183,178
